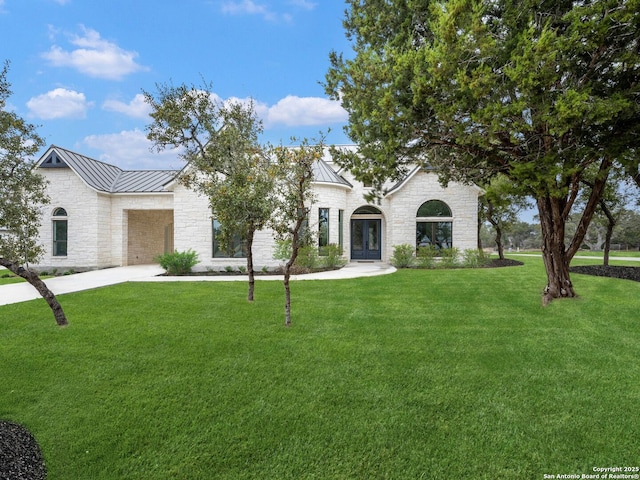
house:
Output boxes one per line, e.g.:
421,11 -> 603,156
33,145 -> 482,271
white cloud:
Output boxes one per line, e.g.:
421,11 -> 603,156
265,95 -> 347,127
218,94 -> 345,128
288,0 -> 316,10
42,26 -> 148,80
82,129 -> 183,170
221,0 -> 286,22
102,94 -> 152,119
26,88 -> 93,119
52,0 -> 71,5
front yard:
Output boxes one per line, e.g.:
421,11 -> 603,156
1,256 -> 639,479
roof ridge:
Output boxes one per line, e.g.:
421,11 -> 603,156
110,170 -> 124,193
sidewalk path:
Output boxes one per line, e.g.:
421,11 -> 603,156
0,262 -> 396,306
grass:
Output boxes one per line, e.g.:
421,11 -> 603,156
1,256 -> 639,479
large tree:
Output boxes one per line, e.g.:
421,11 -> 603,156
326,0 -> 640,303
0,63 -> 67,326
145,82 -> 275,301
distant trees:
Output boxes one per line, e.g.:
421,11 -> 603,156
480,175 -> 532,259
0,62 -> 68,326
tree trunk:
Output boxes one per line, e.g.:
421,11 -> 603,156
599,200 -> 616,267
246,231 -> 255,302
283,267 -> 292,328
486,201 -> 504,260
494,225 -> 505,260
0,259 -> 68,326
537,197 -> 577,305
477,207 -> 483,251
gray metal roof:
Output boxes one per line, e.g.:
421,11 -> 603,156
38,145 -> 352,193
312,158 -> 352,188
38,146 -> 178,193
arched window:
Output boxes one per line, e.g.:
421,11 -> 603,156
417,200 -> 451,217
416,200 -> 452,251
353,205 -> 382,215
52,208 -> 68,256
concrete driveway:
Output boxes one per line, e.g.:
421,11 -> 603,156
0,262 -> 396,306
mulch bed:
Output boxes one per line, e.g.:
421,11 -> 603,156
569,265 -> 640,282
0,421 -> 47,480
482,258 -> 525,268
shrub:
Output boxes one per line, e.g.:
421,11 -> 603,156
295,245 -> 319,270
319,244 -> 347,269
416,245 -> 438,268
273,239 -> 292,262
155,249 -> 199,275
391,244 -> 415,268
462,249 -> 489,268
438,247 -> 460,268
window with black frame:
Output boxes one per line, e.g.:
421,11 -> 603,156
212,219 -> 247,258
52,207 -> 68,256
416,200 -> 453,251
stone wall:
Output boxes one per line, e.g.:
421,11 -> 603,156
126,210 -> 174,265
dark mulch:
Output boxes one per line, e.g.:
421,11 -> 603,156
570,265 -> 640,283
482,258 -> 525,268
0,421 -> 47,480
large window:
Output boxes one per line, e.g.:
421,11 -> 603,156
212,219 -> 247,258
416,200 -> 452,251
318,208 -> 329,250
52,207 -> 68,256
338,209 -> 344,249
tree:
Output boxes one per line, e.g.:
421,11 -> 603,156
326,0 -> 640,304
0,62 -> 68,326
481,175 -> 532,259
270,138 -> 322,327
578,168 -> 634,265
145,82 -> 275,301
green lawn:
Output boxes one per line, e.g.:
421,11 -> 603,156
1,256 -> 639,479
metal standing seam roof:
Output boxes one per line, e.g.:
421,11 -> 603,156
39,146 -> 354,193
312,158 -> 352,188
39,146 -> 179,193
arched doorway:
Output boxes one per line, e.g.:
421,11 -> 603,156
351,206 -> 382,260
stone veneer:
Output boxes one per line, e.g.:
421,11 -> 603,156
35,159 -> 481,270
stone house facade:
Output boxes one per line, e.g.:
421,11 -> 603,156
33,145 -> 483,271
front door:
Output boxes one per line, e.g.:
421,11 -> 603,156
351,219 -> 381,260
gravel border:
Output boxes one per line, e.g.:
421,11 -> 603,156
0,421 -> 47,480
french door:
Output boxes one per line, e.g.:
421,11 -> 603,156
350,219 -> 381,260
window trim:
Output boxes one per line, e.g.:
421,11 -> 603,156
416,200 -> 453,251
212,219 -> 247,258
318,207 -> 330,251
52,208 -> 68,257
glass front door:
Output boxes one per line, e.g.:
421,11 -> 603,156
351,219 -> 381,260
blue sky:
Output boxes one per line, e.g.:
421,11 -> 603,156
1,0 -> 352,170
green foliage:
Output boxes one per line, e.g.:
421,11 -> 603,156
437,247 -> 460,269
326,0 -> 640,299
318,244 -> 346,269
416,245 -> 438,268
390,243 -> 415,268
272,238 -> 293,262
294,245 -> 319,270
0,62 -> 47,265
462,249 -> 489,268
145,81 -> 276,299
155,249 -> 199,275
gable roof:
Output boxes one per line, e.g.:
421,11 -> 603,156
37,146 -> 178,193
